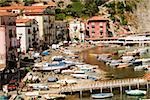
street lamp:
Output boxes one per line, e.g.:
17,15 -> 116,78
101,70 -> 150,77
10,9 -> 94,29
16,33 -> 22,94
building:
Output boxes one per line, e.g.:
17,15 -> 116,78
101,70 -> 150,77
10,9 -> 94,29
0,4 -> 56,47
0,11 -> 18,87
16,18 -> 39,53
69,19 -> 85,42
87,16 -> 109,39
55,21 -> 68,42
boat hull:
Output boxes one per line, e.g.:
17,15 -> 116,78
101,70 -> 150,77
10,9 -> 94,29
125,90 -> 146,96
91,93 -> 113,99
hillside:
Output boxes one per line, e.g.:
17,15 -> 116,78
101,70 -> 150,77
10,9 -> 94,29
136,0 -> 150,33
0,0 -> 148,35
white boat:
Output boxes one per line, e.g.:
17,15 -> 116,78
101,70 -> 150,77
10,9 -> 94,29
56,79 -> 77,84
42,62 -> 69,71
44,94 -> 66,99
28,84 -> 49,90
134,65 -> 148,71
25,91 -> 39,96
61,69 -> 74,74
91,93 -> 113,99
125,89 -> 147,96
74,70 -> 85,74
71,74 -> 88,79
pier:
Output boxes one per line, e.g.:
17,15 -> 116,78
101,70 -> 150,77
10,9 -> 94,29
58,78 -> 149,95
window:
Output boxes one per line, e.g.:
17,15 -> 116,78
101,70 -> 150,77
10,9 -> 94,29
92,33 -> 94,38
14,30 -> 16,37
100,26 -> 103,28
28,29 -> 31,34
99,23 -> 103,26
92,30 -> 95,33
91,23 -> 95,25
9,30 -> 13,38
73,26 -> 77,31
33,27 -> 36,33
91,23 -> 95,28
92,25 -> 95,28
100,30 -> 103,35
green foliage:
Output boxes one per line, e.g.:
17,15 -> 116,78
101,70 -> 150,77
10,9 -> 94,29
110,15 -> 115,22
120,15 -> 127,25
55,8 -> 61,14
105,0 -> 141,25
65,1 -> 85,17
83,1 -> 99,17
56,0 -> 99,20
71,0 -> 80,2
0,0 -> 11,7
56,13 -> 66,20
23,0 -> 35,6
95,0 -> 108,6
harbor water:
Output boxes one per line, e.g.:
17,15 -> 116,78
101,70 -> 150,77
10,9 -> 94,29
66,46 -> 150,100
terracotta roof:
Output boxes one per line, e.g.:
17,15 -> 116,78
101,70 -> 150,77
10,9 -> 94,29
0,5 -> 49,10
48,1 -> 57,7
0,11 -> 17,16
16,18 -> 31,23
85,37 -> 118,40
24,9 -> 45,13
88,16 -> 109,21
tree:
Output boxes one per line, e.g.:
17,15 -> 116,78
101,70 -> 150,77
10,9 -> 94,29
84,1 -> 99,17
95,0 -> 108,6
65,1 -> 84,18
55,13 -> 66,20
23,0 -> 35,6
0,0 -> 11,7
71,0 -> 80,2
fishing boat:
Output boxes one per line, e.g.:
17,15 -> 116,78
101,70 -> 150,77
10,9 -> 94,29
125,89 -> 147,96
91,93 -> 113,99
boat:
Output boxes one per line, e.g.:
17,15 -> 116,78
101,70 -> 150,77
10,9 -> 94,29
44,94 -> 66,100
51,56 -> 64,61
117,63 -> 132,68
91,93 -> 113,99
42,62 -> 69,71
125,89 -> 147,96
71,74 -> 88,79
56,79 -> 77,85
74,70 -> 85,74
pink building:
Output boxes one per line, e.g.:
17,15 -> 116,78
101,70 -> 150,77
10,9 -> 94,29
87,16 -> 109,39
0,11 -> 18,85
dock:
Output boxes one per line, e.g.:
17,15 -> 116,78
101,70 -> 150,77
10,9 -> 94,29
59,78 -> 149,94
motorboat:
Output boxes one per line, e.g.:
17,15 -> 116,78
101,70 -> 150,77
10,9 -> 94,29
42,62 -> 69,71
71,74 -> 88,79
91,93 -> 113,99
56,79 -> 77,84
125,89 -> 147,96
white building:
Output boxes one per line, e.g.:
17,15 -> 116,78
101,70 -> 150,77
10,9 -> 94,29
16,18 -> 39,53
69,19 -> 85,42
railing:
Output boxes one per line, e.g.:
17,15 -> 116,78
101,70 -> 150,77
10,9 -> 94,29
59,78 -> 148,93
